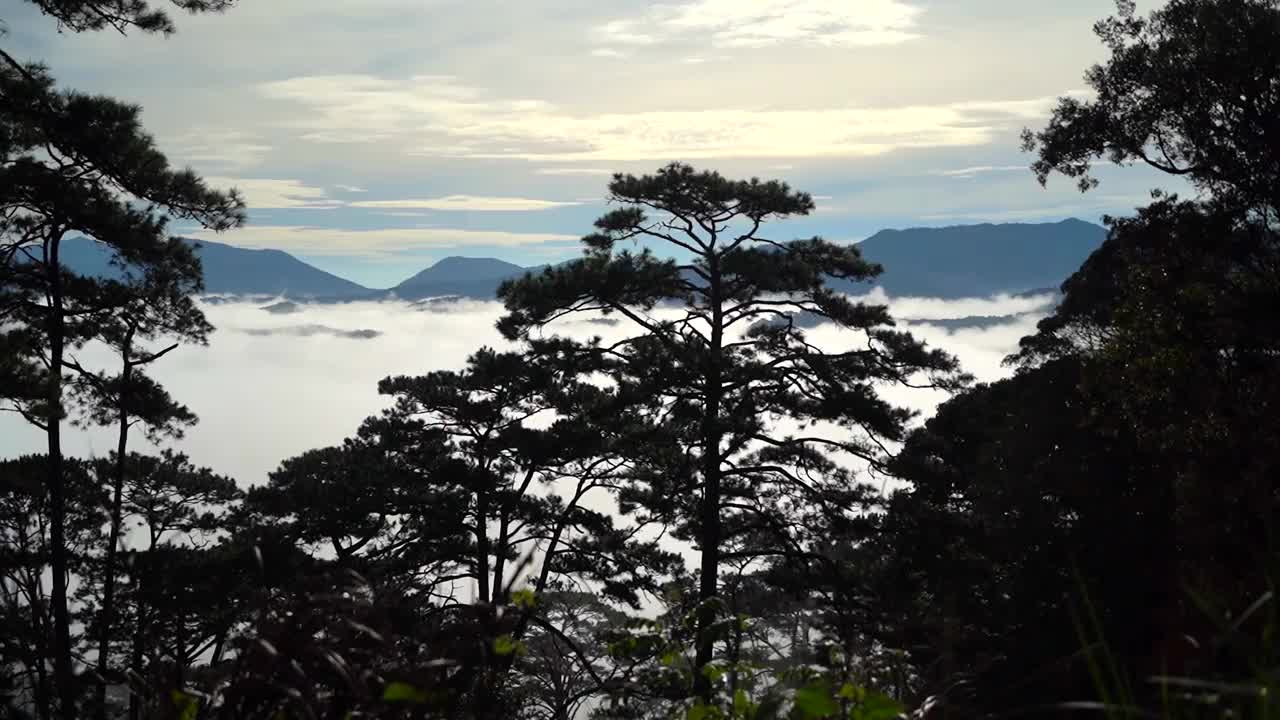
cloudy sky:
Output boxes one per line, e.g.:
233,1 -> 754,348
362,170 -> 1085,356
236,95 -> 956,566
9,0 -> 1173,288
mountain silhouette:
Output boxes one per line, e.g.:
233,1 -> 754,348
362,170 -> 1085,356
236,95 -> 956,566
57,236 -> 370,299
54,219 -> 1107,302
844,218 -> 1107,297
389,256 -> 529,300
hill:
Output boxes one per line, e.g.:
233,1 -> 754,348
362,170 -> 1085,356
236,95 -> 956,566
843,218 -> 1106,298
52,219 -> 1107,302
389,256 -> 530,301
57,236 -> 371,299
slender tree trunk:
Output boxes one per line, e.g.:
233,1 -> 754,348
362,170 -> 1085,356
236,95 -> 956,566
45,234 -> 77,720
473,479 -> 493,720
694,254 -> 724,702
490,467 -> 534,605
475,459 -> 492,605
96,336 -> 134,720
127,535 -> 156,720
24,567 -> 52,720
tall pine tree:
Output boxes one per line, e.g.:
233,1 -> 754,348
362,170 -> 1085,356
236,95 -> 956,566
499,163 -> 965,701
2,2 -> 243,715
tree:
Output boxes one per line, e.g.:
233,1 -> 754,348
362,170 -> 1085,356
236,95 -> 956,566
498,163 -> 965,701
854,358 -> 1166,715
1022,0 -> 1280,224
2,3 -> 244,709
250,348 -> 680,717
61,250 -> 211,720
1021,0 -> 1280,694
0,457 -> 107,720
110,451 -> 239,720
22,0 -> 236,34
508,591 -> 628,720
367,348 -> 677,610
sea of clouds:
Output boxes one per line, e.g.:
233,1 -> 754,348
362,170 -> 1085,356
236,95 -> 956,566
0,289 -> 1055,487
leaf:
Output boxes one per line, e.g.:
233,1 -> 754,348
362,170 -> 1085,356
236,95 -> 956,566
382,681 -> 429,703
511,588 -> 538,609
494,633 -> 526,657
170,690 -> 200,720
734,688 -> 753,717
688,702 -> 721,720
853,691 -> 905,720
794,684 -> 839,718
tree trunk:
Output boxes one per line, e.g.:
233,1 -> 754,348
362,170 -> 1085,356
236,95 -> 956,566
45,233 -> 77,720
694,254 -> 724,702
26,566 -> 53,720
96,336 -> 134,720
128,535 -> 156,720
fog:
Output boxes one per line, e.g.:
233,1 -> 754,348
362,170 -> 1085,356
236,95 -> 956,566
0,290 -> 1055,486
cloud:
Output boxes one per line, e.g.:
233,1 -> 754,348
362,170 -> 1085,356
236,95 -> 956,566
594,19 -> 659,46
183,225 -> 580,257
333,184 -> 368,193
0,290 -> 1050,494
258,74 -> 1081,162
595,0 -> 924,49
243,324 -> 382,339
590,48 -> 628,58
929,165 -> 1027,179
349,195 -> 581,211
166,129 -> 272,171
852,287 -> 1058,320
919,194 -> 1148,222
534,168 -> 615,176
205,177 -> 338,209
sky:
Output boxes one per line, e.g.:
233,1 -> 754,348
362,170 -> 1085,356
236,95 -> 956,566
7,0 -> 1177,288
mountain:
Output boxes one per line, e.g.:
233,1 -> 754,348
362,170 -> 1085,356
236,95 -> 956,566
841,218 -> 1106,298
389,256 -> 532,301
386,219 -> 1105,303
57,236 -> 371,299
53,219 -> 1107,302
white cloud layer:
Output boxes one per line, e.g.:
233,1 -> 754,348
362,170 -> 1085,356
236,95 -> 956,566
596,0 -> 924,50
929,165 -> 1028,179
166,129 -> 273,171
205,177 -> 338,209
183,225 -> 580,256
0,292 -> 1054,487
349,195 -> 581,211
256,74 -> 1083,162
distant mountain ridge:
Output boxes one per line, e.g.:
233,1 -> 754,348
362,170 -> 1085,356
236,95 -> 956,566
55,218 -> 1107,302
845,218 -> 1107,298
58,236 -> 369,299
390,256 -> 530,300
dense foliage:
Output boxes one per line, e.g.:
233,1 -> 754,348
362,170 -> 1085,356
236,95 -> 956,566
3,0 -> 1280,718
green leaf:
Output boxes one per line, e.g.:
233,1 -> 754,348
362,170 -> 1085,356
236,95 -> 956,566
734,688 -> 753,717
382,681 -> 429,703
170,690 -> 199,720
794,684 -> 839,718
511,588 -> 538,609
688,702 -> 721,720
494,633 -> 526,657
852,691 -> 904,720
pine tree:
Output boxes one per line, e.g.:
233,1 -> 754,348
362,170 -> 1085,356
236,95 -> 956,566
2,3 -> 243,715
498,163 -> 965,701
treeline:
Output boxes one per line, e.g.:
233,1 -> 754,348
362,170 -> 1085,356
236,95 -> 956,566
2,0 -> 1279,719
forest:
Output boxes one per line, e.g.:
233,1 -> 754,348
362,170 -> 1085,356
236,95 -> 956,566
2,0 -> 1279,718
